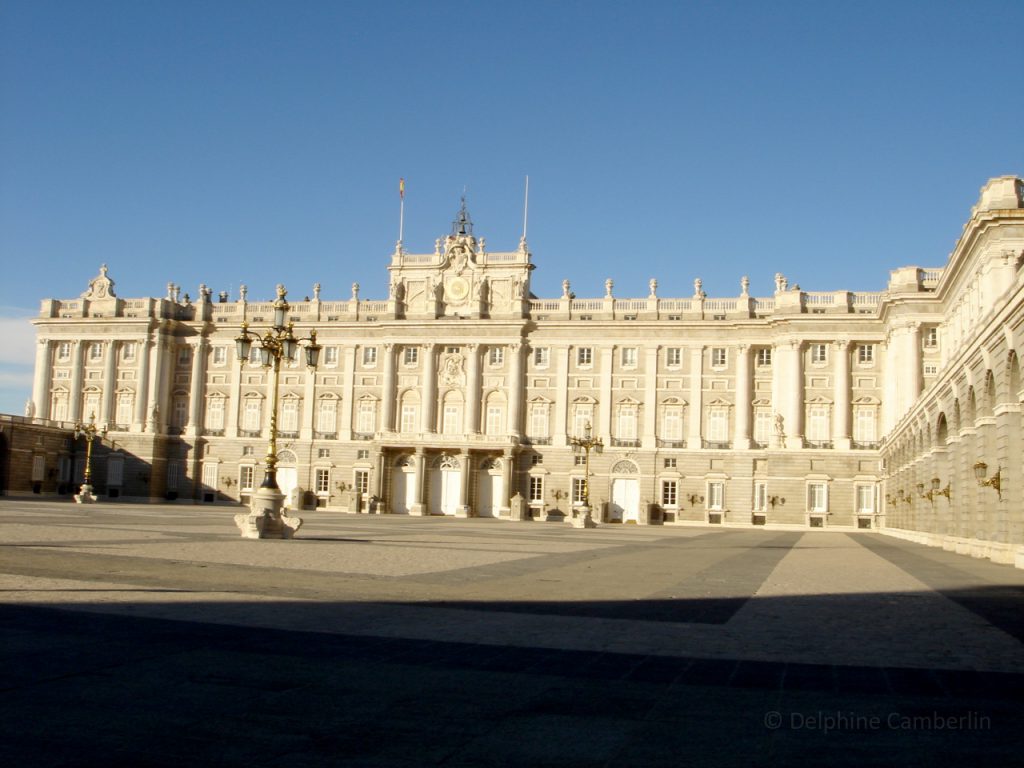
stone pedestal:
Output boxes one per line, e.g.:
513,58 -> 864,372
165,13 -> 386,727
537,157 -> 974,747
455,505 -> 471,518
74,484 -> 98,504
568,505 -> 598,529
410,502 -> 427,516
235,487 -> 302,539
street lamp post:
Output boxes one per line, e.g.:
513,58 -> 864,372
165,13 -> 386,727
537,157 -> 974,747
569,420 -> 603,528
73,412 -> 107,504
232,284 -> 322,539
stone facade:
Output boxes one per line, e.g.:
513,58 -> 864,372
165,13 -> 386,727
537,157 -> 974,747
23,179 -> 1024,560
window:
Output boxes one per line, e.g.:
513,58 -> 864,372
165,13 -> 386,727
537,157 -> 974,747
317,448 -> 331,458
754,409 -> 773,445
708,409 -> 728,442
577,347 -> 593,367
357,449 -> 369,460
854,408 -> 876,443
442,403 -> 461,434
529,476 -> 544,504
711,348 -> 727,367
116,393 -> 134,426
324,346 -> 339,366
856,484 -> 875,514
357,400 -> 376,434
315,468 -> 330,494
529,402 -> 549,439
666,347 -> 681,367
924,327 -> 938,348
756,348 -> 772,367
177,347 -> 190,366
754,482 -> 768,512
621,347 -> 638,368
924,364 -> 938,375
89,343 -> 104,362
206,396 -> 224,431
166,462 -> 180,491
83,391 -> 100,420
123,343 -> 137,362
57,342 -> 71,361
317,399 -> 337,434
488,347 -> 504,366
616,403 -> 637,440
171,395 -> 188,429
242,446 -> 254,456
243,398 -> 262,431
354,470 -> 370,495
572,477 -> 587,505
249,344 -> 261,365
446,346 -> 460,354
807,482 -> 828,513
531,454 -> 543,466
661,404 -> 683,441
211,346 -> 226,366
31,455 -> 46,483
400,403 -> 418,433
811,344 -> 828,364
858,344 -> 874,365
807,405 -> 830,443
574,455 -> 586,466
707,482 -> 724,510
404,347 -> 418,365
663,457 -> 677,468
486,404 -> 504,435
572,403 -> 593,437
533,347 -> 550,367
661,480 -> 678,507
280,398 -> 299,433
200,462 -> 217,491
362,347 -> 377,367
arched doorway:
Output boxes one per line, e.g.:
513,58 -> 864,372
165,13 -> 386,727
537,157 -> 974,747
476,457 -> 504,517
276,449 -> 299,509
429,454 -> 461,515
390,455 -> 416,514
609,459 -> 640,523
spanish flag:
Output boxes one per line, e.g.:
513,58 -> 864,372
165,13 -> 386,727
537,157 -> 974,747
399,178 -> 405,200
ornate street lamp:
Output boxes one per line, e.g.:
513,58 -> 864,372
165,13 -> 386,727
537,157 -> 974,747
569,420 -> 603,528
233,284 -> 322,539
73,412 -> 107,504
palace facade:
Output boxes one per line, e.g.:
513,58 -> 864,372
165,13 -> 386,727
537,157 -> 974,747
24,177 -> 1024,562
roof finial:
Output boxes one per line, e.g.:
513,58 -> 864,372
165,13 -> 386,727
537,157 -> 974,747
452,192 -> 473,236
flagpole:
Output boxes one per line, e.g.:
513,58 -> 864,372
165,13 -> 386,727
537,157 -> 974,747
398,178 -> 405,245
522,175 -> 529,241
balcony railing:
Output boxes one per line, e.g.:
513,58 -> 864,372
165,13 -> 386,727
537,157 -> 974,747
240,430 -> 261,438
657,439 -> 686,449
353,432 -> 375,441
204,429 -> 225,437
805,440 -> 834,449
703,440 -> 732,450
278,431 -> 299,440
852,440 -> 880,450
523,436 -> 552,445
313,431 -> 337,440
610,438 -> 640,448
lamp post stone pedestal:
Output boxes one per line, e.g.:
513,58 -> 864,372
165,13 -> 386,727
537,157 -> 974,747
569,505 -> 598,529
234,487 -> 302,539
74,485 -> 98,504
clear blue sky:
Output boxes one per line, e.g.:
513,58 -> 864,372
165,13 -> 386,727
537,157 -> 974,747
1,0 -> 1021,414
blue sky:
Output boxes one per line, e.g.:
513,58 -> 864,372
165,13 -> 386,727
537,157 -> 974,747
1,0 -> 1021,414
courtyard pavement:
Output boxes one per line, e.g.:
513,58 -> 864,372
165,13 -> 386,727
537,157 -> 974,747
1,500 -> 1022,766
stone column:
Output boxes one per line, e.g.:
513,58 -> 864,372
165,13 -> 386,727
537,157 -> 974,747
381,343 -> 396,433
906,323 -> 922,413
553,346 -> 570,447
687,346 -> 703,449
32,339 -> 51,420
410,447 -> 427,516
186,337 -> 206,436
422,343 -> 437,433
340,347 -> 356,438
301,359 -> 316,440
833,339 -> 851,449
69,341 -> 86,422
501,447 -> 514,513
642,346 -> 658,449
147,335 -> 167,433
598,347 -> 613,443
733,344 -> 751,449
785,340 -> 804,449
882,330 -> 898,433
456,449 -> 471,517
134,337 -> 152,432
507,342 -> 524,438
225,348 -> 242,437
465,343 -> 481,433
101,340 -> 118,426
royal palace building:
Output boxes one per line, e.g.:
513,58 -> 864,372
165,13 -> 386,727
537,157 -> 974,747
21,176 -> 1024,563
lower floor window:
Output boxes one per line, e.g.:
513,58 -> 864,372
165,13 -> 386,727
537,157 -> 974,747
754,481 -> 767,512
661,479 -> 678,507
315,468 -> 330,494
572,476 -> 587,505
354,469 -> 370,495
707,482 -> 724,510
856,484 -> 875,514
529,476 -> 544,503
240,465 -> 255,491
808,482 -> 828,513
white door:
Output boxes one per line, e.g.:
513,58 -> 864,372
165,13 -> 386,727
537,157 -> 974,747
611,478 -> 640,523
428,467 -> 461,515
391,467 -> 417,514
277,467 -> 298,509
476,472 -> 502,517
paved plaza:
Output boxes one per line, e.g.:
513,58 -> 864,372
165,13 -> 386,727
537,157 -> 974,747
1,501 -> 1023,766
